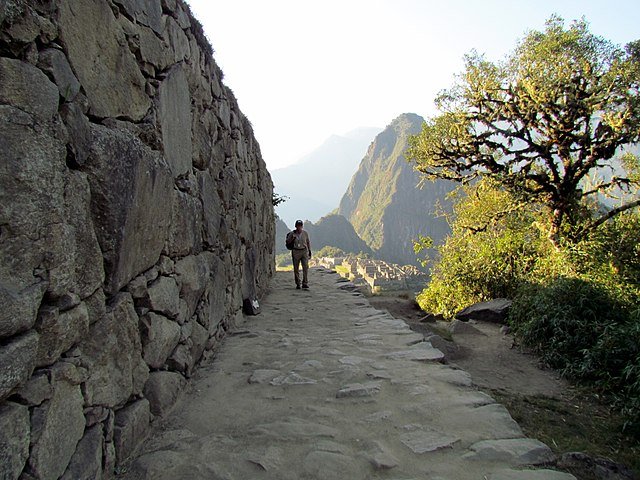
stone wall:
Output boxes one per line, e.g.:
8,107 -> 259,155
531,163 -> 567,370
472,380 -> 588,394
0,1 -> 275,478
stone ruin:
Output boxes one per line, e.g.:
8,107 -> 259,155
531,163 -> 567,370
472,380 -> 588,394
0,1 -> 275,478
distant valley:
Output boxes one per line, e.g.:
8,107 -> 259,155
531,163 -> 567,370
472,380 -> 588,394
274,113 -> 457,269
271,127 -> 382,225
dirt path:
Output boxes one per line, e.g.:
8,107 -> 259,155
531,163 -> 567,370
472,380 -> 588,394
366,295 -> 566,398
119,270 -> 575,480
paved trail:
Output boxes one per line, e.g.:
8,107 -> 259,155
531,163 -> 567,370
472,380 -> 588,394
121,269 -> 575,480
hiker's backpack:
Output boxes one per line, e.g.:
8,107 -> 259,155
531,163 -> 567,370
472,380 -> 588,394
285,231 -> 295,250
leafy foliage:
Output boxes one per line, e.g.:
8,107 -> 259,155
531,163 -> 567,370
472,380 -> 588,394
407,16 -> 640,245
416,176 -> 640,433
314,246 -> 346,258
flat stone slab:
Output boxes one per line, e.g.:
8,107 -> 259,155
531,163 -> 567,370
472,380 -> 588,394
384,343 -> 445,363
400,429 -> 460,453
336,381 -> 382,398
464,438 -> 556,466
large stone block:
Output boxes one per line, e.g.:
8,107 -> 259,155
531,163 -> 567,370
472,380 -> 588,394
174,253 -> 212,319
37,48 -> 81,102
0,101 -> 65,338
58,0 -> 150,120
59,101 -> 92,168
113,0 -> 163,34
28,377 -> 86,480
35,302 -> 89,367
138,23 -> 173,70
140,312 -> 181,369
0,331 -> 39,401
145,276 -> 180,318
60,424 -> 104,480
143,371 -> 185,416
84,123 -> 173,294
114,399 -> 151,466
196,170 -> 222,246
164,15 -> 190,64
0,57 -> 58,119
158,64 -> 192,177
164,189 -> 202,257
0,401 -> 30,480
81,293 -> 149,407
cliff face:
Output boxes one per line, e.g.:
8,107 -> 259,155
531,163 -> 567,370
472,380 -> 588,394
302,214 -> 373,255
0,1 -> 274,478
338,113 -> 454,266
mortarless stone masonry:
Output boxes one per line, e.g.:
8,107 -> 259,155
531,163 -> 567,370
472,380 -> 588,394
0,1 -> 275,477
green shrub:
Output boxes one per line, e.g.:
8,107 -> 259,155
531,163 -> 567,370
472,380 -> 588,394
509,278 -> 640,433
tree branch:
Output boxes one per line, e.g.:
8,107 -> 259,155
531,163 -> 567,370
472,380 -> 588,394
577,198 -> 640,239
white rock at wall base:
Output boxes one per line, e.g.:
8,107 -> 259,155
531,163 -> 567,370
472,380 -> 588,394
0,401 -> 30,480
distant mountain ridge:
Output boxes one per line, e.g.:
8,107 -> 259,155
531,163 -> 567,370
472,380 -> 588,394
271,127 -> 382,225
274,214 -> 371,257
337,113 -> 455,266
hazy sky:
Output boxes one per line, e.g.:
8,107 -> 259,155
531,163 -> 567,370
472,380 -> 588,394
184,0 -> 640,171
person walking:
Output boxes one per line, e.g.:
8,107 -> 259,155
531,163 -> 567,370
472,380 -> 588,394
289,220 -> 311,289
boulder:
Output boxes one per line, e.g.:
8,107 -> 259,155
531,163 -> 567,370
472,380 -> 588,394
60,424 -> 104,480
114,399 -> 151,466
0,331 -> 39,400
448,319 -> 486,335
81,293 -> 149,407
84,123 -> 173,294
144,371 -> 185,416
455,298 -> 512,324
140,312 -> 181,369
28,375 -> 86,480
57,0 -> 150,120
0,402 -> 30,480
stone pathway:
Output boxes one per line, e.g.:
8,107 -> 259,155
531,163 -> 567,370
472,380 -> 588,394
120,268 -> 576,480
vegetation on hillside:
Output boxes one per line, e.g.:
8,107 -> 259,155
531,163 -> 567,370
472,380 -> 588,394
408,17 -> 640,436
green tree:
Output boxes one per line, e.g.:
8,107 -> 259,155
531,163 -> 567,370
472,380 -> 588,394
407,16 -> 640,246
